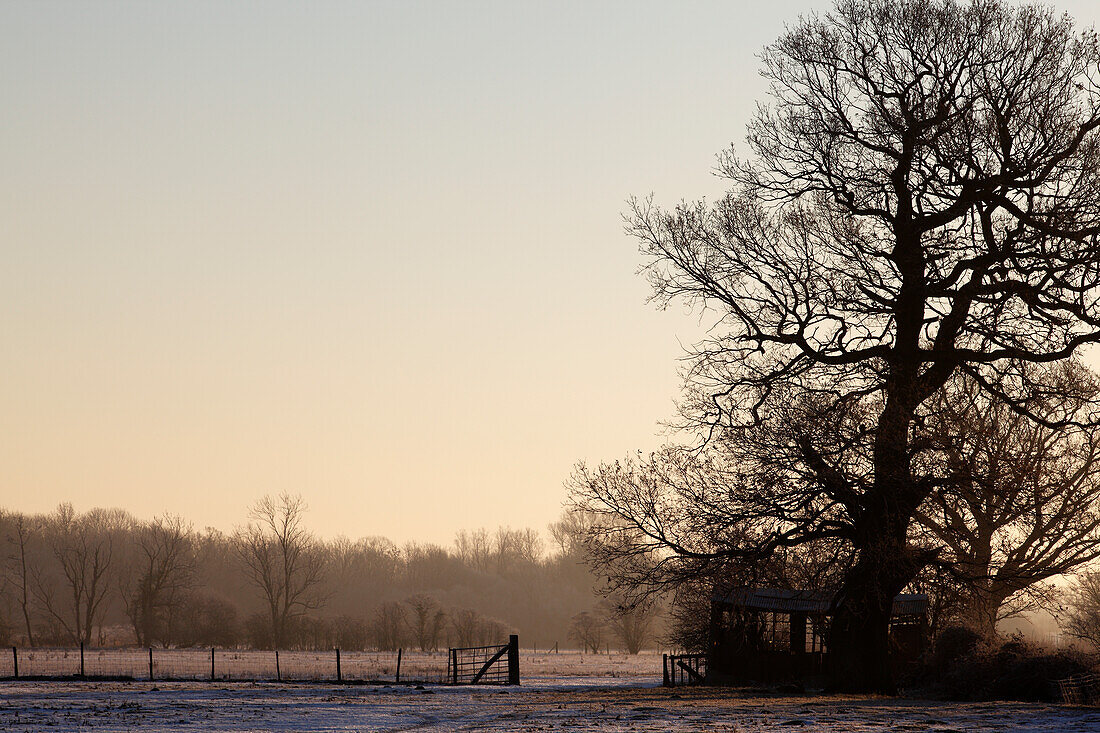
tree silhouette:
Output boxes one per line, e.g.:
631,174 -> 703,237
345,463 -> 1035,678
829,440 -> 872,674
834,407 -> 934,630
608,0 -> 1100,691
917,360 -> 1100,638
236,494 -> 326,649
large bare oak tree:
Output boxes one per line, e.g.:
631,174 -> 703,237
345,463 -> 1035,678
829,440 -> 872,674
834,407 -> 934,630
589,0 -> 1100,691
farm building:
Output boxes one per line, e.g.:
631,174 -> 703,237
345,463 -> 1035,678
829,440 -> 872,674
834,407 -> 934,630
705,588 -> 929,686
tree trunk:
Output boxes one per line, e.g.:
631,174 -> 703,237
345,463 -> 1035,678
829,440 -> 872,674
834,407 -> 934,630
960,591 -> 1002,641
826,348 -> 931,693
827,546 -> 907,694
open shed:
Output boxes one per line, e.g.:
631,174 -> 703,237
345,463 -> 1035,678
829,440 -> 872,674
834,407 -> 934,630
706,588 -> 929,685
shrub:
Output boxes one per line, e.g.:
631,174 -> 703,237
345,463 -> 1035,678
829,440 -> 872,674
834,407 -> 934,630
917,634 -> 1093,702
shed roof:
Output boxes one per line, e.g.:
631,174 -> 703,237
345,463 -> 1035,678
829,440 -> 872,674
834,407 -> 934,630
715,588 -> 928,617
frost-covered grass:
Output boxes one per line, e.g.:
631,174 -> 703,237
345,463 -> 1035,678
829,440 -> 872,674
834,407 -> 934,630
0,647 -> 660,684
2,679 -> 1100,731
1,652 -> 1097,731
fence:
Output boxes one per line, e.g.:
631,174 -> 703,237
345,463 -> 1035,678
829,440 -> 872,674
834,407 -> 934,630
447,634 -> 520,685
662,652 -> 707,687
0,645 -> 452,684
1058,673 -> 1100,705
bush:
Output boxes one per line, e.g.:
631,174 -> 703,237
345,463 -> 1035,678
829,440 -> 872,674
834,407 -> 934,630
929,625 -> 982,671
916,634 -> 1093,702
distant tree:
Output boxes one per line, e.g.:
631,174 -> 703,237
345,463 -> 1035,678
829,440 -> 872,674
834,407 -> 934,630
332,614 -> 369,650
323,535 -> 400,618
916,362 -> 1100,638
173,591 -> 240,648
236,494 -> 327,648
1063,571 -> 1100,651
406,594 -> 446,651
1,511 -> 38,645
370,601 -> 407,651
454,529 -> 492,571
122,515 -> 194,646
568,611 -> 605,654
449,608 -> 505,648
548,510 -> 596,559
601,598 -> 658,654
32,505 -> 122,645
596,0 -> 1100,692
403,542 -> 462,590
491,527 -> 543,573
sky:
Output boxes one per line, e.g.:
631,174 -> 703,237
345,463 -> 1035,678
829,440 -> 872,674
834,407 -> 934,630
5,0 -> 1100,547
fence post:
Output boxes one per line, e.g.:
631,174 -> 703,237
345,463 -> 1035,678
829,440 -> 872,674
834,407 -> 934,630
80,642 -> 85,677
450,648 -> 458,685
210,648 -> 215,681
336,648 -> 341,682
276,650 -> 280,682
663,654 -> 670,687
149,647 -> 154,681
507,634 -> 519,686
12,647 -> 17,679
396,648 -> 402,684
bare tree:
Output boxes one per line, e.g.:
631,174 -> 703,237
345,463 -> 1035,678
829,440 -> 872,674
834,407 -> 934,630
236,494 -> 326,648
491,527 -> 543,573
1064,571 -> 1100,650
1,512 -> 38,645
568,611 -> 605,654
406,594 -> 446,651
449,608 -> 505,648
549,510 -> 596,559
121,515 -> 195,646
369,601 -> 407,651
32,505 -> 120,645
917,361 -> 1100,638
603,0 -> 1100,692
601,598 -> 658,654
454,529 -> 492,571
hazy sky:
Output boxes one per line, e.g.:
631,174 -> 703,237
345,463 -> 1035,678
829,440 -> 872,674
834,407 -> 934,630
5,1 -> 1100,546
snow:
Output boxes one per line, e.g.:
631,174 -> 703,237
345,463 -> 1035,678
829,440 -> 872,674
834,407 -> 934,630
1,652 -> 1098,731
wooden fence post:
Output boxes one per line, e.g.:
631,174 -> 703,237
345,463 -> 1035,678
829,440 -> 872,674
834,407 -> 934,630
663,654 -> 669,687
149,647 -> 154,681
210,648 -> 215,681
396,648 -> 402,684
12,647 -> 16,679
507,634 -> 519,686
450,648 -> 458,685
275,650 -> 280,681
336,648 -> 341,682
79,642 -> 85,677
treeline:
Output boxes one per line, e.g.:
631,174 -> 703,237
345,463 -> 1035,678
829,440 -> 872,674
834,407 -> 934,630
0,496 -> 633,652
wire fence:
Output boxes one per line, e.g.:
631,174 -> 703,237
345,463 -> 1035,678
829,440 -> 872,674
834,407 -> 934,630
1058,673 -> 1100,705
0,645 -> 453,683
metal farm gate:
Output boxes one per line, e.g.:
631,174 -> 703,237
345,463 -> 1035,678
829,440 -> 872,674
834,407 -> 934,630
447,634 -> 519,685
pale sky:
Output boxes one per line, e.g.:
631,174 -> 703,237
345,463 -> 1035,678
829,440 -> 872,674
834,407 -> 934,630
5,1 -> 1100,546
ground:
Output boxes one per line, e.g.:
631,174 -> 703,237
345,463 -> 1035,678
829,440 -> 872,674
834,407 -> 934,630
2,680 -> 1100,731
1,652 -> 1097,731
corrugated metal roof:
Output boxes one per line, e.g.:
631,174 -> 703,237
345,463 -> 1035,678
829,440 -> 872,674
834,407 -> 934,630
715,588 -> 928,617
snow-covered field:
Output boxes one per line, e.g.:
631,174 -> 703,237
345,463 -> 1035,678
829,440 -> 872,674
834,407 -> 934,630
3,680 -> 1100,731
0,648 -> 657,684
1,652 -> 1098,731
